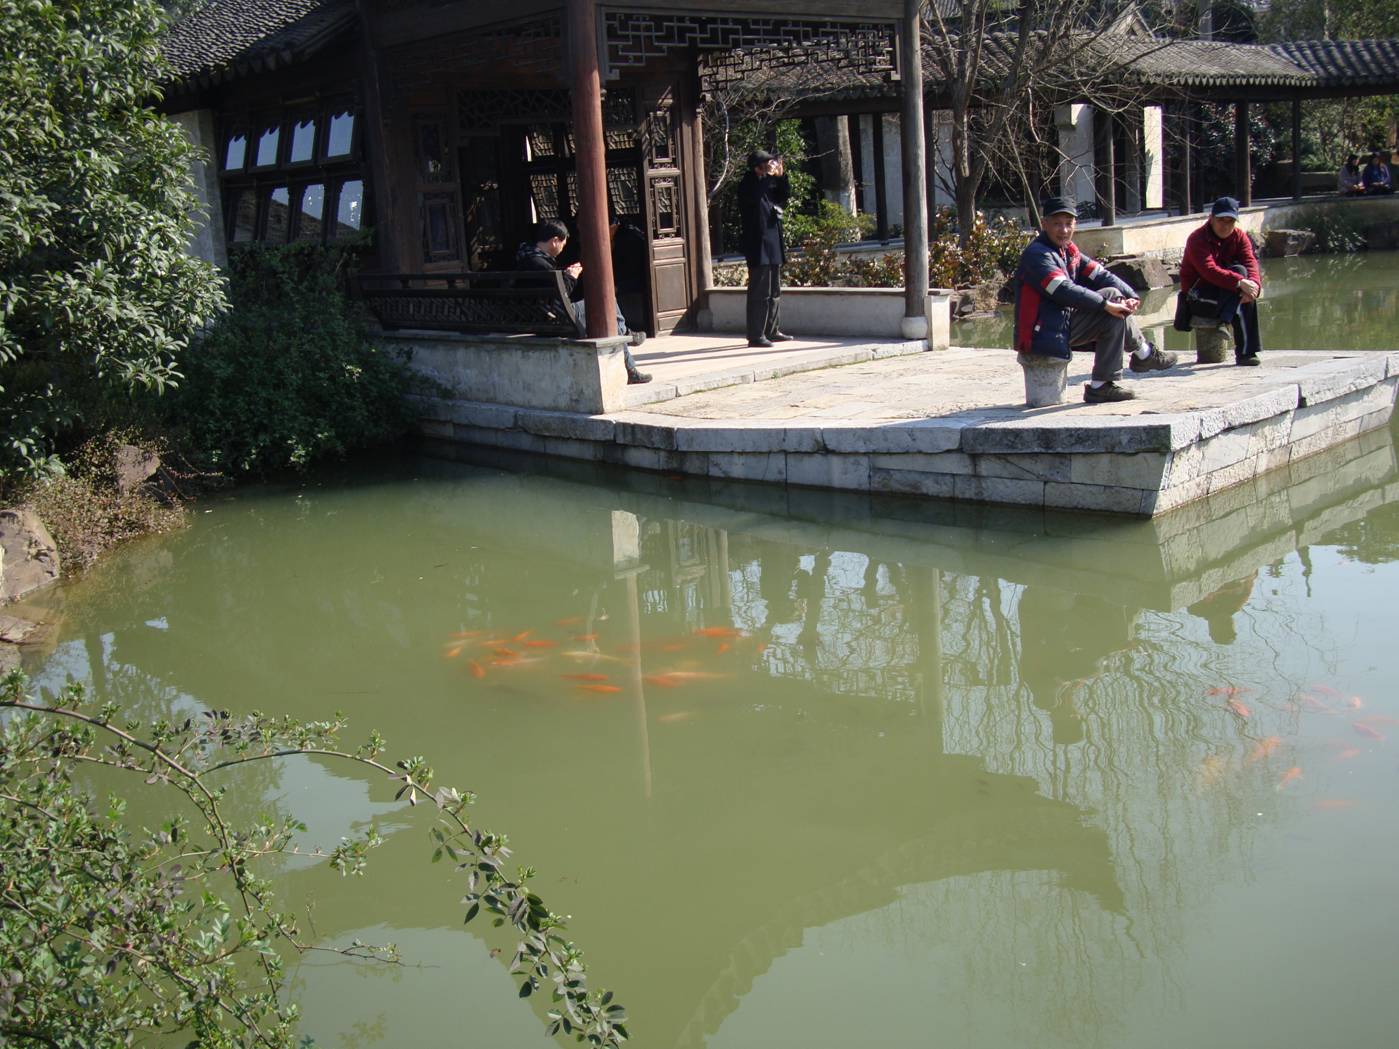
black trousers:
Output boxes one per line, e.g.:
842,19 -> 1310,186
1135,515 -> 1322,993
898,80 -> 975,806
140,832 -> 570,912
1180,263 -> 1262,359
746,264 -> 781,342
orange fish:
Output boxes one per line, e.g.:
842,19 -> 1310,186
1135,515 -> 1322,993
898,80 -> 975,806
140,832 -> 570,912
511,630 -> 531,642
717,642 -> 731,654
555,616 -> 584,627
1207,685 -> 1250,698
576,684 -> 622,695
491,646 -> 519,659
1246,736 -> 1281,764
522,639 -> 557,649
1309,683 -> 1342,696
1313,799 -> 1356,811
660,642 -> 689,653
1353,721 -> 1386,741
492,656 -> 542,668
1347,696 -> 1365,710
657,711 -> 695,724
694,627 -> 742,639
467,660 -> 486,679
644,673 -> 683,688
1277,766 -> 1303,789
1335,747 -> 1362,761
572,633 -> 599,642
562,673 -> 610,682
1226,699 -> 1251,719
1298,694 -> 1337,714
654,670 -> 729,682
443,642 -> 467,660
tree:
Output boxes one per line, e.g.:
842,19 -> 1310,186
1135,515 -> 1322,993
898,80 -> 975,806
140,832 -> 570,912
0,672 -> 629,1047
0,0 -> 226,481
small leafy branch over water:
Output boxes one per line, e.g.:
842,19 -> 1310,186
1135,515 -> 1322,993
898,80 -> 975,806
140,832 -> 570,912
0,672 -> 628,1047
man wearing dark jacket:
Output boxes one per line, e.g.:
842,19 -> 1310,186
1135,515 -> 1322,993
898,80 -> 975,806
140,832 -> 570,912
737,149 -> 792,348
514,219 -> 650,383
1013,197 -> 1176,404
1176,197 -> 1262,366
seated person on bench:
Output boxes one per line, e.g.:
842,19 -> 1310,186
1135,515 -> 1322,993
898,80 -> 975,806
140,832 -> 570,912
514,219 -> 651,384
1175,196 -> 1262,367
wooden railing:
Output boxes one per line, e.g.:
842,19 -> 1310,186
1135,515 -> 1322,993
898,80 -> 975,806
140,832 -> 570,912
358,271 -> 580,336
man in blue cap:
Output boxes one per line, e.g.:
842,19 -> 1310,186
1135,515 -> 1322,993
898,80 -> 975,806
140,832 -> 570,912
1013,196 -> 1176,404
1175,196 -> 1262,366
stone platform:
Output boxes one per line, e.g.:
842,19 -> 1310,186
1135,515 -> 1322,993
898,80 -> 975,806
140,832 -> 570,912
413,344 -> 1399,518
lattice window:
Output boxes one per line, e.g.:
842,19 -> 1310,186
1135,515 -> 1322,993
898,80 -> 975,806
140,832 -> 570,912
650,177 -> 679,239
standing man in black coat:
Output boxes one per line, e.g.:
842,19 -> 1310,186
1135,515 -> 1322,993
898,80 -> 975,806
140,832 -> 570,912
738,149 -> 793,348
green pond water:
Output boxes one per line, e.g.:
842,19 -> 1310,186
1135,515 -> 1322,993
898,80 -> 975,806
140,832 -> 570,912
24,251 -> 1399,1049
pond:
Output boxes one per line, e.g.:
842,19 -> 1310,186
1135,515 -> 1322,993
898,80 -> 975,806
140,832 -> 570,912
24,251 -> 1399,1049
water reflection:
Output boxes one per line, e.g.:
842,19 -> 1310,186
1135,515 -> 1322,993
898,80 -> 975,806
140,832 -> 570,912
25,420 -> 1399,1049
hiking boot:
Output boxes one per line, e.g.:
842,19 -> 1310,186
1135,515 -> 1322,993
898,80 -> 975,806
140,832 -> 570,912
1083,382 -> 1136,404
626,367 -> 652,385
1129,346 -> 1178,372
628,330 -> 647,347
1235,354 -> 1261,367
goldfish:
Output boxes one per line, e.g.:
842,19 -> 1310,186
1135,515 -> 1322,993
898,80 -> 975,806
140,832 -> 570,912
576,683 -> 622,695
522,639 -> 557,649
1335,747 -> 1362,761
511,630 -> 531,641
1245,736 -> 1281,764
657,712 -> 695,724
562,673 -> 610,682
717,642 -> 732,654
1348,696 -> 1365,710
643,673 -> 684,688
572,633 -> 598,642
1226,699 -> 1251,719
1206,685 -> 1248,698
560,650 -> 627,663
443,642 -> 467,660
491,656 -> 543,668
467,660 -> 486,679
660,642 -> 689,653
1277,766 -> 1303,789
1314,799 -> 1356,811
652,670 -> 729,682
694,627 -> 742,639
1309,683 -> 1342,696
1353,721 -> 1386,741
555,616 -> 584,627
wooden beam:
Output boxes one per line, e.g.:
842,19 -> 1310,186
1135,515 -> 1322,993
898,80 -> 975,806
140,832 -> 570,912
1291,98 -> 1303,201
900,0 -> 928,331
567,0 -> 616,339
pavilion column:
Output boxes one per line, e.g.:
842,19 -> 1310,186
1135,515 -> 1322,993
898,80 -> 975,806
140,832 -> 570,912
899,0 -> 929,339
1099,109 -> 1117,226
1144,105 -> 1164,210
1178,102 -> 1194,214
1234,100 -> 1251,205
871,113 -> 890,239
1291,98 -> 1303,200
567,0 -> 616,339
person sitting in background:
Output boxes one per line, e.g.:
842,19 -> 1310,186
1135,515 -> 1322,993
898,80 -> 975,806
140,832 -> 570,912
1362,151 -> 1393,195
514,219 -> 651,384
1338,154 -> 1365,195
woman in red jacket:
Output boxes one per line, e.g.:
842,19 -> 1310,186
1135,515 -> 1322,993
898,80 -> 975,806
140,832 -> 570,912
1175,197 -> 1263,366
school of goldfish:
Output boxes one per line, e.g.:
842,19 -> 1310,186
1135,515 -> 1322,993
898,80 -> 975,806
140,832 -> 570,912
439,618 -> 749,717
1195,682 -> 1391,806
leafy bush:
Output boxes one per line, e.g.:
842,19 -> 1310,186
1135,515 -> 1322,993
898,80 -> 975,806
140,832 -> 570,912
1284,205 -> 1368,254
169,243 -> 414,476
0,0 -> 226,481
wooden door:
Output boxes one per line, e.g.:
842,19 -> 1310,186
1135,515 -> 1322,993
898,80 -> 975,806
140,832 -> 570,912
639,81 -> 693,334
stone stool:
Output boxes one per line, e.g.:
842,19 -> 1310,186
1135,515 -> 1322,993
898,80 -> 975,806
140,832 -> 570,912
1193,322 -> 1232,364
1018,352 -> 1069,407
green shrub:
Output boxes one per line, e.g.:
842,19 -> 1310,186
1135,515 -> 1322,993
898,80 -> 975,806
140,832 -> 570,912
1284,205 -> 1368,254
169,243 -> 414,476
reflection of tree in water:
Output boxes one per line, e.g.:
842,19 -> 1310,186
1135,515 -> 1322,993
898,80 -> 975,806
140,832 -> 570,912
1322,500 -> 1399,565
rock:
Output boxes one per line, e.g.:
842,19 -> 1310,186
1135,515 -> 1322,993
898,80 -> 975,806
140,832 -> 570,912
1018,352 -> 1069,408
1194,325 -> 1232,364
1366,221 -> 1399,252
0,508 -> 61,603
1263,229 -> 1316,258
0,613 -> 38,643
1105,256 -> 1171,291
114,443 -> 160,496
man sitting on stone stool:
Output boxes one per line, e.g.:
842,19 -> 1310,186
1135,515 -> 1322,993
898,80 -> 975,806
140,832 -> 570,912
1013,197 -> 1177,404
1174,196 -> 1262,367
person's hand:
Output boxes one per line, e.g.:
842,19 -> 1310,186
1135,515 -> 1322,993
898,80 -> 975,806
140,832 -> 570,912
770,157 -> 784,176
1237,278 -> 1260,302
564,262 -> 583,279
1104,298 -> 1136,318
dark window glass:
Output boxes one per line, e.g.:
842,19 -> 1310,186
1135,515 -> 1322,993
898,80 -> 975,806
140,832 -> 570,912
255,123 -> 281,167
325,111 -> 355,157
289,118 -> 317,163
334,180 -> 364,238
265,186 -> 291,241
423,193 -> 456,260
224,133 -> 247,171
296,184 -> 325,242
418,122 -> 446,180
230,189 -> 257,242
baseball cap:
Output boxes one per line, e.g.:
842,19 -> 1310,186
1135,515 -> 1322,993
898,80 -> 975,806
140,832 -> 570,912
1040,196 -> 1078,218
747,149 -> 776,169
1210,196 -> 1241,219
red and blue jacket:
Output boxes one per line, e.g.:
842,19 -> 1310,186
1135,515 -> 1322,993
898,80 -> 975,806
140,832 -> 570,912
1012,233 -> 1133,358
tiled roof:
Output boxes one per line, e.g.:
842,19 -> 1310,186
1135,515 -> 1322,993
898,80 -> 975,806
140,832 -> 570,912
1090,36 -> 1317,88
163,0 -> 356,85
1267,39 -> 1399,87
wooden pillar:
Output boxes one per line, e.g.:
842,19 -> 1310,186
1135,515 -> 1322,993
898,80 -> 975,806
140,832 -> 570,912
1234,100 -> 1251,206
567,0 -> 616,339
354,0 -> 405,272
1291,98 -> 1303,200
900,0 -> 929,335
872,112 -> 889,240
689,95 -> 714,294
1100,110 -> 1117,226
1180,102 -> 1193,214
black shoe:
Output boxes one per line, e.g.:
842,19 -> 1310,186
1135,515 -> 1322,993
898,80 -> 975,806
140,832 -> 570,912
1129,346 -> 1178,372
1083,381 -> 1136,404
1235,354 -> 1261,367
628,330 -> 647,347
626,368 -> 652,385
769,332 -> 794,342
748,337 -> 773,348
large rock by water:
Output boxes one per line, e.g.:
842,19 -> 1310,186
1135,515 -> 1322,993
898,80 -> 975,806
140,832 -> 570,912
1106,256 -> 1171,291
1366,221 -> 1399,252
0,508 -> 60,603
1263,229 -> 1316,258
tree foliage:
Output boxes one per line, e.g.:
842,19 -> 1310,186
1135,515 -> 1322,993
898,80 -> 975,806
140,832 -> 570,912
0,673 -> 629,1047
0,0 -> 227,481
